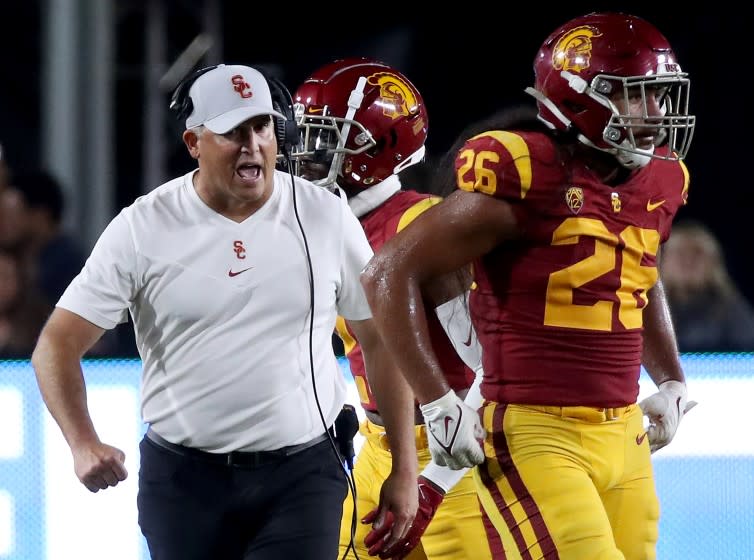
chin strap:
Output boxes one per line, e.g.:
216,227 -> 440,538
393,144 -> 426,176
575,133 -> 653,170
317,76 -> 368,188
613,144 -> 654,169
524,86 -> 569,130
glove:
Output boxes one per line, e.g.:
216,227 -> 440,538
364,476 -> 444,559
639,380 -> 697,453
419,390 -> 485,469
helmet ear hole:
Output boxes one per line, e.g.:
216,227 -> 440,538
561,100 -> 586,114
388,129 -> 399,148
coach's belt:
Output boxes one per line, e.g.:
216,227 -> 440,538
145,427 -> 332,467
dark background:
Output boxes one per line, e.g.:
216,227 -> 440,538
3,3 -> 752,301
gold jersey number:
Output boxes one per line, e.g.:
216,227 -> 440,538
456,142 -> 660,332
545,218 -> 660,331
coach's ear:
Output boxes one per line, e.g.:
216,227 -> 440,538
182,128 -> 201,160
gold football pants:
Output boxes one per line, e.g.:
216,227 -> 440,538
339,419 -> 493,560
475,402 -> 659,560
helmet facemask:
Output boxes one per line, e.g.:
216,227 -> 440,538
593,73 -> 694,168
291,105 -> 377,192
527,70 -> 694,169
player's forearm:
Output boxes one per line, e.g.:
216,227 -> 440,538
32,334 -> 100,450
361,271 -> 450,403
642,281 -> 686,386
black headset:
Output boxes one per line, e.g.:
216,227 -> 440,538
169,64 -> 299,156
169,64 -> 219,122
259,70 -> 300,158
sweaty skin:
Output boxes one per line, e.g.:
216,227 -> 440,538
361,190 -> 518,405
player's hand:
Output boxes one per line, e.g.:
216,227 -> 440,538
71,441 -> 128,493
639,380 -> 697,453
365,475 -> 444,559
420,390 -> 485,469
362,469 -> 418,557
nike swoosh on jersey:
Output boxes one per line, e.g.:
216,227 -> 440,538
646,199 -> 666,211
636,431 -> 648,445
228,267 -> 253,277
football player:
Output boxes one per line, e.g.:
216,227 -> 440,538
361,12 -> 697,560
292,58 -> 493,560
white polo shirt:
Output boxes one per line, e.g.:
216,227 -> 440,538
58,169 -> 373,452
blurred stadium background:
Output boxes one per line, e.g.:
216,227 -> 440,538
1,355 -> 753,559
2,2 -> 752,303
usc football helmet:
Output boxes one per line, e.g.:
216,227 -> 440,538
525,12 -> 695,168
291,57 -> 428,190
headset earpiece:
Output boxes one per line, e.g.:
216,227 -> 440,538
260,72 -> 300,156
169,65 -> 220,123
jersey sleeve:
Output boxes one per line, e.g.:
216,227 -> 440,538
395,196 -> 442,232
454,130 -> 559,203
654,150 -> 692,243
679,158 -> 690,207
57,210 -> 138,329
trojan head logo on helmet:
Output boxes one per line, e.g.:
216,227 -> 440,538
552,26 -> 603,73
291,57 -> 428,191
525,12 -> 695,169
368,72 -> 420,120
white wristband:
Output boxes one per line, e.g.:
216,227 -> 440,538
659,380 -> 687,398
420,460 -> 469,494
419,390 -> 457,416
463,366 -> 484,411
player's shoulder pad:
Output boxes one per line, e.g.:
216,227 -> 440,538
454,130 -> 561,201
654,146 -> 691,206
396,194 -> 443,233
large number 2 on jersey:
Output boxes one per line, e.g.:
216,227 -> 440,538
544,218 -> 660,332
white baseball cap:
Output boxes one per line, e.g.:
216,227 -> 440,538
185,64 -> 286,134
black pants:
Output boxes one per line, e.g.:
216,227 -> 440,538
137,434 -> 348,559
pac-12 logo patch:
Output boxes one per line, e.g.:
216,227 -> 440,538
565,186 -> 584,214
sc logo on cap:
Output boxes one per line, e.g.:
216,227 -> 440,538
232,76 -> 253,99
